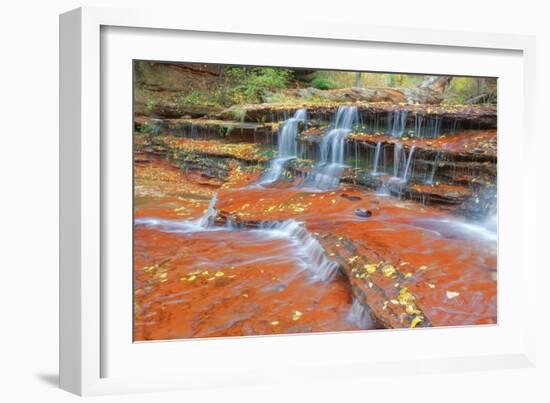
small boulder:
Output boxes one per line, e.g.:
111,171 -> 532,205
354,209 -> 373,218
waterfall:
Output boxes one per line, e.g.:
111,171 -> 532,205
413,113 -> 446,138
425,116 -> 442,138
306,106 -> 359,189
372,142 -> 382,175
259,109 -> 307,185
414,113 -> 423,137
393,142 -> 403,177
195,193 -> 218,228
425,152 -> 440,185
401,146 -> 416,182
388,110 -> 408,137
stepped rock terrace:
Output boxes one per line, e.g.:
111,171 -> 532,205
133,63 -> 497,341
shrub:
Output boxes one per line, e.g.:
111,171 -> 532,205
139,121 -> 160,137
177,90 -> 207,105
311,77 -> 333,90
225,67 -> 291,104
145,99 -> 157,113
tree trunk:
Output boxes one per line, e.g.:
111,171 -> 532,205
476,78 -> 485,96
355,72 -> 362,88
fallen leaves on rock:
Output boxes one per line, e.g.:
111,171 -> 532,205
292,310 -> 303,321
446,291 -> 461,299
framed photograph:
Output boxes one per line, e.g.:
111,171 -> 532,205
60,6 -> 537,396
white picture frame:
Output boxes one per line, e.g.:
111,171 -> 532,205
59,6 -> 537,396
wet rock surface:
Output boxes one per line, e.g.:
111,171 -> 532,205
211,102 -> 497,129
135,117 -> 278,144
133,100 -> 497,341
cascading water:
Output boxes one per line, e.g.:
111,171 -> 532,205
401,145 -> 416,182
414,113 -> 423,137
388,110 -> 408,137
257,220 -> 339,281
425,116 -> 443,138
306,106 -> 359,189
391,143 -> 416,183
259,109 -> 307,185
372,142 -> 382,175
135,193 -> 339,281
347,299 -> 374,328
135,193 -> 219,233
425,152 -> 440,185
195,193 -> 218,227
393,142 -> 403,177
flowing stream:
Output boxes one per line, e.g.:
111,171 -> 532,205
134,154 -> 497,340
136,193 -> 339,281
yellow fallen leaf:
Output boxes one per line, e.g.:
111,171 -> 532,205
187,275 -> 196,281
215,271 -> 224,277
292,310 -> 303,321
271,321 -> 279,326
397,287 -> 415,306
446,291 -> 460,299
406,304 -> 421,315
364,264 -> 377,274
410,315 -> 424,328
381,264 -> 396,277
